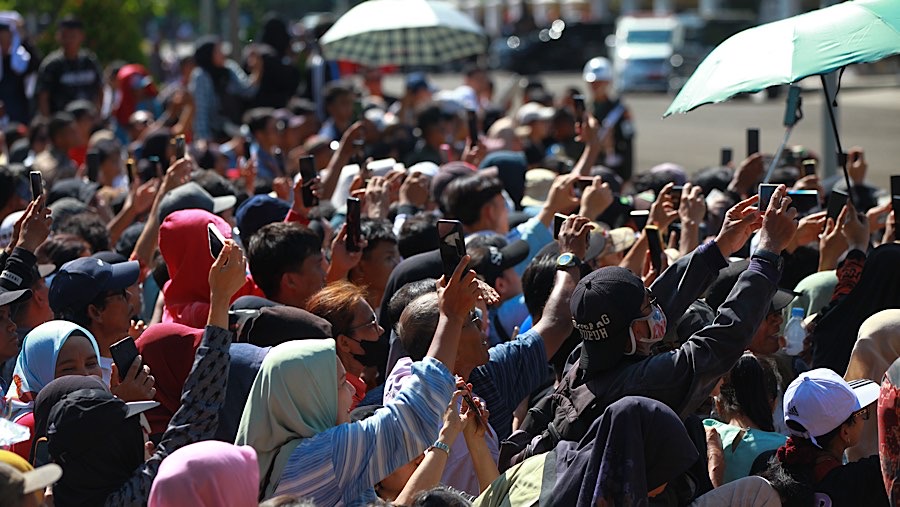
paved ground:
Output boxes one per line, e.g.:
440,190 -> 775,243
383,71 -> 900,192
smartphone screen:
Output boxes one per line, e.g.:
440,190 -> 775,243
802,159 -> 816,177
573,94 -> 586,121
467,109 -> 479,143
86,150 -> 101,182
758,184 -> 778,212
553,213 -> 567,240
110,337 -> 140,382
720,147 -> 733,166
669,185 -> 684,210
645,225 -> 663,273
747,128 -> 760,157
174,135 -> 186,159
346,197 -> 362,252
826,190 -> 848,222
298,155 -> 319,207
574,177 -> 593,198
29,171 -> 42,203
630,210 -> 650,230
786,190 -> 819,215
437,219 -> 466,279
207,223 -> 226,260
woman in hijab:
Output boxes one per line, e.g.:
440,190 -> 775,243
45,241 -> 247,507
474,396 -> 700,507
235,258 -> 482,504
704,354 -> 786,485
844,309 -> 900,461
159,209 -> 257,328
811,243 -> 900,373
4,320 -> 103,459
148,440 -> 259,507
190,36 -> 263,142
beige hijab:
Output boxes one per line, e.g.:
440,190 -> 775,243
844,309 -> 900,461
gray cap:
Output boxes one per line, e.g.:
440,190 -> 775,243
157,182 -> 236,221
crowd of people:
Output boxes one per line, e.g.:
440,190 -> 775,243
0,10 -> 899,507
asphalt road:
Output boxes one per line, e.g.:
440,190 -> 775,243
383,71 -> 900,192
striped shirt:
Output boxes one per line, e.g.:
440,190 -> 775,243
273,357 -> 454,506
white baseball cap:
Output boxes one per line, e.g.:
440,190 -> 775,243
583,57 -> 612,83
516,102 -> 555,125
783,368 -> 879,447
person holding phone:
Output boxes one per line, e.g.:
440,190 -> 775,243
235,255 -> 480,504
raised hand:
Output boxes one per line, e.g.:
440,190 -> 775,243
557,215 -> 593,260
437,255 -> 480,323
757,184 -> 799,254
649,182 -> 679,230
15,197 -> 52,252
579,176 -> 614,220
714,194 -> 763,257
110,356 -> 156,402
208,240 -> 247,301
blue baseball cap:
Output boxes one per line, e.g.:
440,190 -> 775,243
234,195 -> 290,246
49,257 -> 140,316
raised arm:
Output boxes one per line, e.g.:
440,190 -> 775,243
129,158 -> 192,269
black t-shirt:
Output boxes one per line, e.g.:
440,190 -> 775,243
37,49 -> 102,113
816,456 -> 889,507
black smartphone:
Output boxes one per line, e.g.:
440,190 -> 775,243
437,219 -> 466,280
720,147 -> 733,166
467,109 -> 479,143
574,177 -> 593,197
553,213 -> 567,240
208,222 -> 227,260
802,159 -> 816,177
891,176 -> 900,220
645,225 -> 663,273
29,170 -> 42,203
573,94 -> 586,122
353,100 -> 364,123
148,156 -> 162,180
826,189 -> 848,222
174,135 -> 186,159
127,158 -> 136,185
786,190 -> 819,215
758,184 -> 779,212
669,185 -> 684,210
298,155 -> 319,208
274,147 -> 285,176
86,149 -> 101,182
346,197 -> 362,252
630,210 -> 650,230
747,128 -> 760,157
32,437 -> 50,468
110,336 -> 140,382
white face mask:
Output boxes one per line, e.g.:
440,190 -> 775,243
625,303 -> 668,356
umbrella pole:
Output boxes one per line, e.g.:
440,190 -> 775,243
820,74 -> 855,205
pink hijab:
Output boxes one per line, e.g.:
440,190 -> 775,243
148,440 -> 259,507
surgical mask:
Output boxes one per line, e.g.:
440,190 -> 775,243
625,303 -> 668,356
352,337 -> 387,368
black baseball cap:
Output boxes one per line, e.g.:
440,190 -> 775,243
49,257 -> 139,316
704,259 -> 798,312
570,266 -> 646,373
469,240 -> 529,286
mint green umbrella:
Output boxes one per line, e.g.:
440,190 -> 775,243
665,0 -> 900,117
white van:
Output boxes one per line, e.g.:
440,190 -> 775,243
611,15 -> 683,93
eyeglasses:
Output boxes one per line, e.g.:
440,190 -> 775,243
640,289 -> 658,314
103,289 -> 128,302
852,406 -> 870,421
347,313 -> 379,334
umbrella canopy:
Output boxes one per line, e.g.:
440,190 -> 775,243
320,0 -> 486,67
665,0 -> 900,117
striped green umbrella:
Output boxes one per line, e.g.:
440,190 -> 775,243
320,0 -> 486,67
665,0 -> 900,117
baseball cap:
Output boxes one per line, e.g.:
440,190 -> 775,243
238,305 -> 333,347
406,72 -> 435,94
583,57 -> 612,83
0,461 -> 62,499
784,368 -> 879,447
430,162 -> 475,206
516,102 -> 555,126
0,210 -> 23,249
585,225 -> 637,261
468,240 -> 529,286
0,287 -> 31,308
157,182 -> 237,221
521,168 -> 556,208
570,266 -> 647,372
234,195 -> 291,246
49,257 -> 140,316
47,178 -> 99,205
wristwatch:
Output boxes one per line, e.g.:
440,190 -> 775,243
556,252 -> 582,271
429,440 -> 451,456
752,249 -> 783,271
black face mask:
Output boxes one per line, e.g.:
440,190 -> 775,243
352,336 -> 387,369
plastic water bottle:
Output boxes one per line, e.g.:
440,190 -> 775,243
783,308 -> 806,356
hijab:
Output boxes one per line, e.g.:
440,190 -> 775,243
234,338 -> 338,499
159,209 -> 255,327
114,63 -> 157,127
813,243 -> 900,373
549,396 -> 699,507
148,440 -> 259,507
6,321 -> 101,406
845,309 -> 900,461
135,323 -> 205,435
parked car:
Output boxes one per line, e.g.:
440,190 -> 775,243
609,15 -> 683,93
488,20 -> 615,74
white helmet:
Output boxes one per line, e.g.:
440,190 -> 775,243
583,57 -> 612,83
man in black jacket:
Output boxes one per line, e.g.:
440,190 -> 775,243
503,185 -> 799,468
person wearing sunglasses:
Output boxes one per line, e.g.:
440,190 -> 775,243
769,367 -> 885,506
